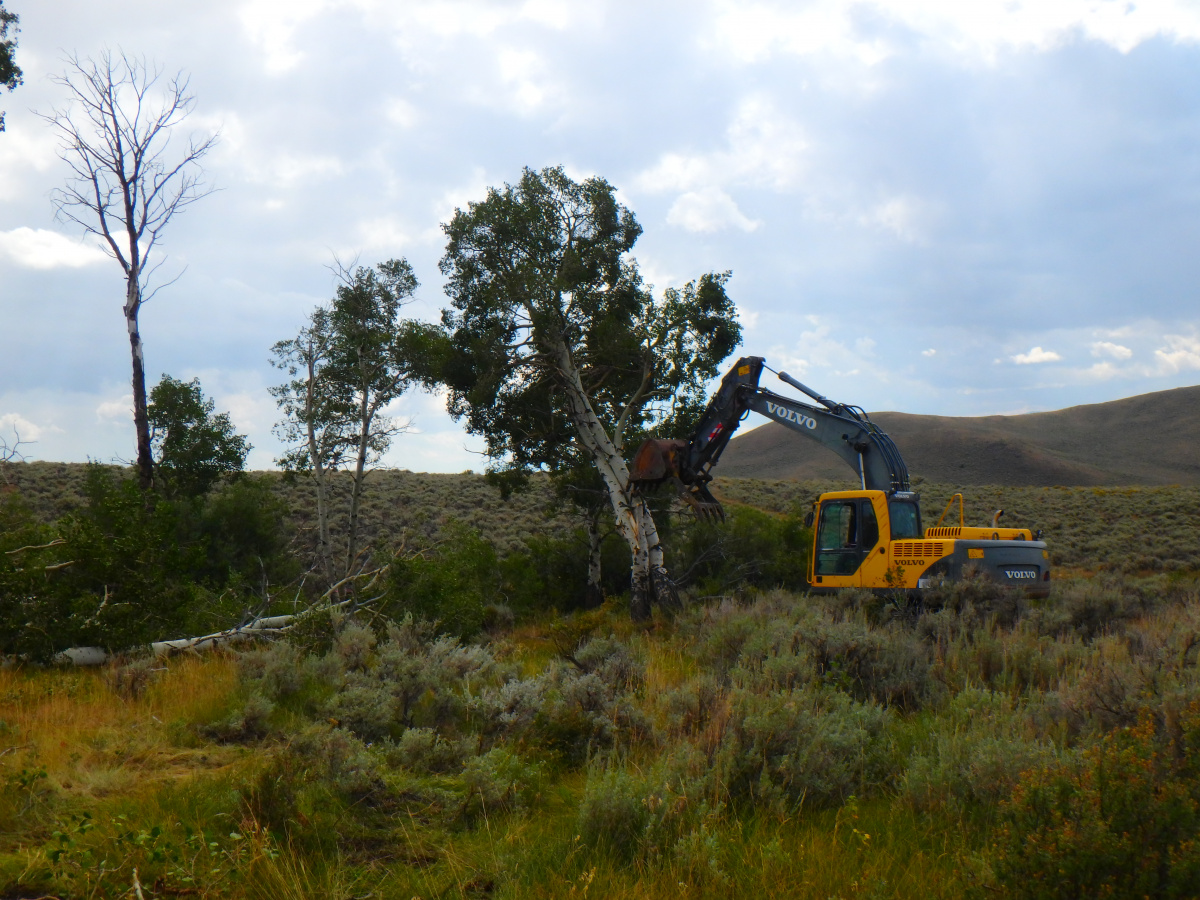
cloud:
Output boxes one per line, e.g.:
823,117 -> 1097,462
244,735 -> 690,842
1012,346 -> 1062,365
1154,332 -> 1200,373
637,96 -> 809,196
0,413 -> 44,443
96,396 -> 133,422
667,188 -> 760,233
238,0 -> 337,74
706,0 -> 1200,65
860,196 -> 931,243
1091,340 -> 1133,359
0,229 -> 108,270
921,348 -> 936,357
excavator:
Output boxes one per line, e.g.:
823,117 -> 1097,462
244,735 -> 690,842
630,356 -> 1051,597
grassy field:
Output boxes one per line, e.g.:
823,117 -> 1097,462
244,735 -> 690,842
4,567 -> 1200,898
7,461 -> 1200,572
3,463 -> 1200,897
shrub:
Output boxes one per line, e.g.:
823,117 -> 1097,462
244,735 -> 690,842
666,504 -> 811,596
577,764 -> 649,859
382,523 -> 505,637
986,708 -> 1200,900
902,688 -> 1061,813
713,686 -> 897,809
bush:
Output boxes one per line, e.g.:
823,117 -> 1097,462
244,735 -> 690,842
714,686 -> 897,809
382,523 -> 505,637
902,688 -> 1061,813
666,504 -> 811,596
986,708 -> 1200,900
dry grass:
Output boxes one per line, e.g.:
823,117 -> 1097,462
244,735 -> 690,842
0,654 -> 242,799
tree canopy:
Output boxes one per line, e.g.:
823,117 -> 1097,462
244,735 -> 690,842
271,258 -> 420,580
148,375 -> 251,498
434,165 -> 741,617
0,2 -> 21,132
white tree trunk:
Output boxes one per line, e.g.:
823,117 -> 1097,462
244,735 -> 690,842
550,338 -> 670,619
303,350 -> 334,580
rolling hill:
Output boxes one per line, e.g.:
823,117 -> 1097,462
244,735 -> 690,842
716,384 -> 1200,486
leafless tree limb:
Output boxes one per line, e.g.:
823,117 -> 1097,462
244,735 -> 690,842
36,49 -> 218,489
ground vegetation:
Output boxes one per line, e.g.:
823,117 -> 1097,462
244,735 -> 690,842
2,563 -> 1198,897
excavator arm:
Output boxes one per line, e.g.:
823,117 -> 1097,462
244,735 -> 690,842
630,356 -> 910,519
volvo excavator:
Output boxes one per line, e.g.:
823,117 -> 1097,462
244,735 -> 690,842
630,356 -> 1051,597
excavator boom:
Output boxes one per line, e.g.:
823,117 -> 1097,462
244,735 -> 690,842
629,356 -> 909,519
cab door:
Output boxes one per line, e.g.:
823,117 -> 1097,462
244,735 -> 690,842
813,498 -> 880,587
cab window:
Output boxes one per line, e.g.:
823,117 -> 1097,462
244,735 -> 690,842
817,502 -> 857,551
816,500 -> 873,576
888,500 -> 921,540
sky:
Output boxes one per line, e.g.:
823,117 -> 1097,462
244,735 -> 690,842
1,0 -> 1199,473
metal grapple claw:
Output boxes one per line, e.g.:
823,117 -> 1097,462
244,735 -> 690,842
629,438 -> 726,522
675,478 -> 725,523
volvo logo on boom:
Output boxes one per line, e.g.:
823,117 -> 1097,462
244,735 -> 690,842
765,401 -> 817,430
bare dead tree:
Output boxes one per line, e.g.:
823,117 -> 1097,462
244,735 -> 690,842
39,50 -> 218,489
0,425 -> 32,488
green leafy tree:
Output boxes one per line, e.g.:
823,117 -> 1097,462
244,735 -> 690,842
148,375 -> 250,498
0,2 -> 21,132
434,165 -> 740,619
271,258 -> 419,581
327,259 -> 419,575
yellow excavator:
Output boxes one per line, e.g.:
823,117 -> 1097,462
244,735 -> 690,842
630,356 -> 1050,597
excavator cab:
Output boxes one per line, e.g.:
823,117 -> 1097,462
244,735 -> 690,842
814,496 -> 879,576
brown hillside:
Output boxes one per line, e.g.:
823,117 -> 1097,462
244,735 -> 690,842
718,384 -> 1200,486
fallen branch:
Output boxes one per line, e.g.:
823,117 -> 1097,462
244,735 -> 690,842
50,558 -> 399,666
5,539 -> 67,555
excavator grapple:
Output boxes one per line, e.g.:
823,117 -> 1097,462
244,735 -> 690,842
629,438 -> 725,521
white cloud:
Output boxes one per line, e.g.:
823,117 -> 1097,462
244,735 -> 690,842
0,228 -> 108,270
1154,332 -> 1200,373
96,396 -> 133,422
0,413 -> 44,443
355,216 -> 414,251
667,188 -> 760,233
921,348 -> 936,357
861,196 -> 930,243
1012,346 -> 1062,364
239,0 -> 337,74
736,304 -> 760,330
1079,361 -> 1121,380
383,97 -> 420,128
495,47 -> 563,114
705,0 -> 1200,66
1091,340 -> 1133,359
636,95 -> 809,196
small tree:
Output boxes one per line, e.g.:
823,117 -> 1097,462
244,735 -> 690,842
0,2 -> 21,132
39,51 -> 217,489
326,259 -> 419,574
271,258 -> 419,581
148,375 -> 251,498
271,307 -> 348,580
436,166 -> 740,619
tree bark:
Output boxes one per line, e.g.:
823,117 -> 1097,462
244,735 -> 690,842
303,348 -> 334,581
584,508 -> 604,609
124,273 -> 154,491
345,378 -> 372,581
